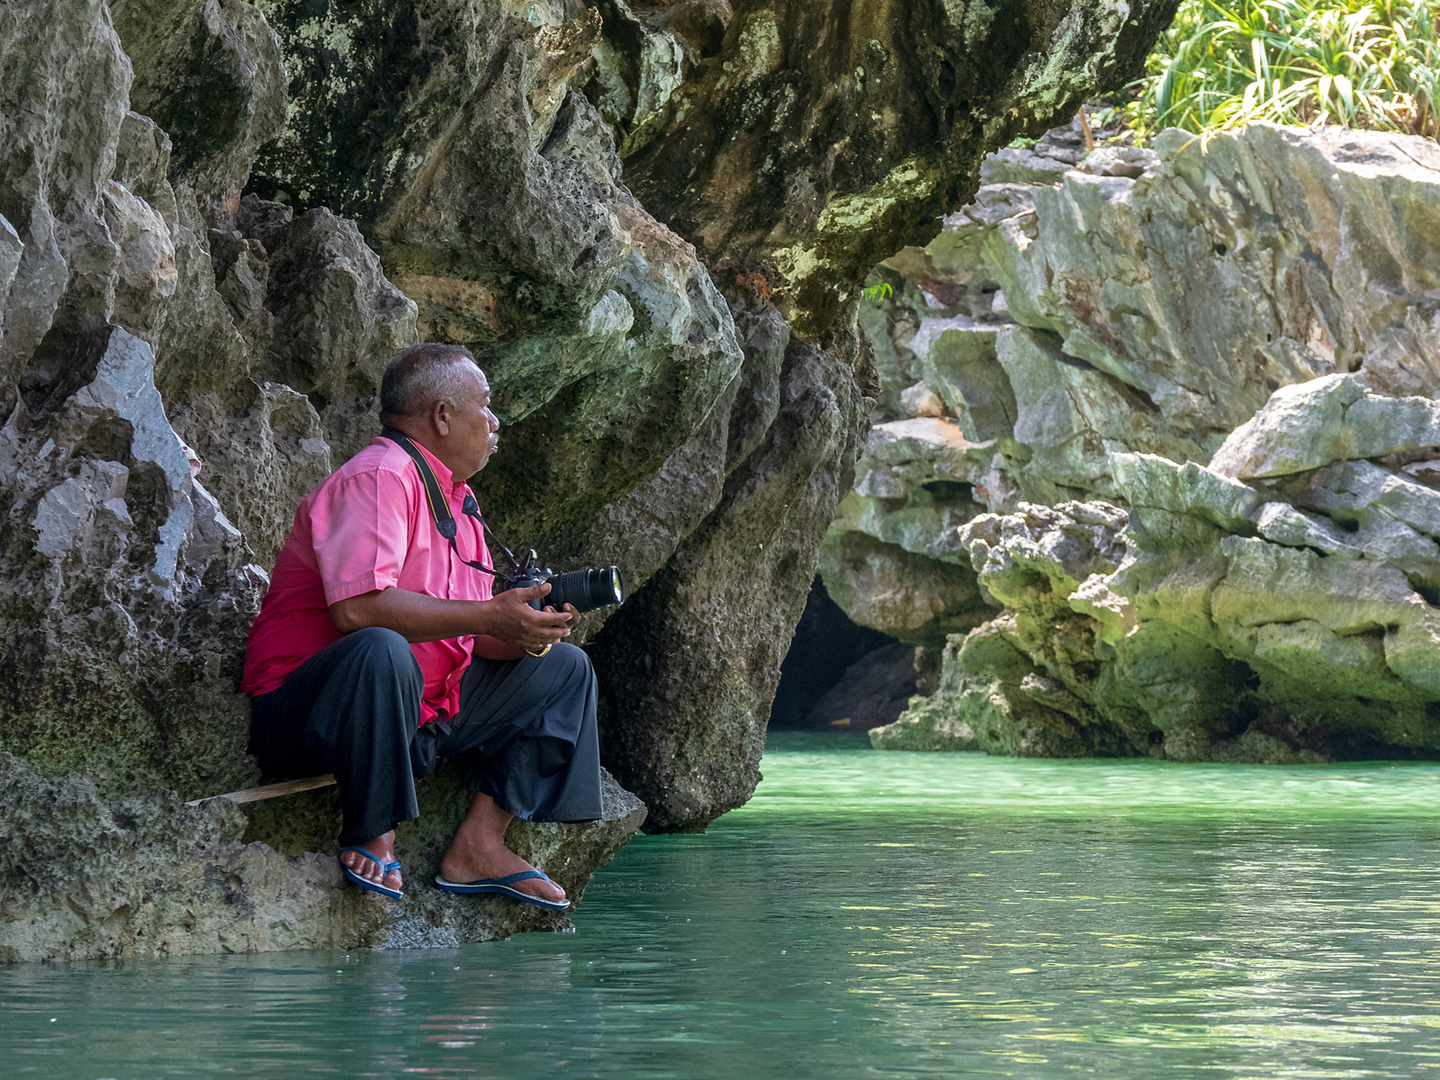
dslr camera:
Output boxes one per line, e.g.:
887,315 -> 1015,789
494,548 -> 624,614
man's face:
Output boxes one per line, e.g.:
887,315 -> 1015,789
449,365 -> 500,479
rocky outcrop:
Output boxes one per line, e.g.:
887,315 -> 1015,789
883,417 -> 1440,759
874,121 -> 1440,473
238,0 -> 1180,831
0,0 -> 639,958
819,417 -> 997,649
861,125 -> 1440,758
0,751 -> 644,962
623,0 -> 1180,342
0,0 -> 1178,957
0,1 -> 423,799
248,0 -> 746,554
588,334 -> 865,829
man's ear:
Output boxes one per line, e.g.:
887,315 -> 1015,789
432,398 -> 453,438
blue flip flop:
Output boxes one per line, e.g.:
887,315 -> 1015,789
340,846 -> 404,899
433,869 -> 571,910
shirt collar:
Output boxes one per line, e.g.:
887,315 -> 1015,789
383,434 -> 468,496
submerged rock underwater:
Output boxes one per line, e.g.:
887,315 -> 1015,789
0,0 -> 1176,959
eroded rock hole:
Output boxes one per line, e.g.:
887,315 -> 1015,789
921,479 -> 973,503
1411,578 -> 1440,607
73,416 -> 135,465
769,576 -> 918,734
123,461 -> 170,566
19,324 -> 113,419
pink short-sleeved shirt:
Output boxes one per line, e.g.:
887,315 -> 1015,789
241,436 -> 493,725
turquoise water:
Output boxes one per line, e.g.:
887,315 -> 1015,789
6,735 -> 1440,1078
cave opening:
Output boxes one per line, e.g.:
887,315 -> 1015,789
768,575 -> 919,734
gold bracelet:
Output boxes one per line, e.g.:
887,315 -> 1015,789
524,644 -> 552,658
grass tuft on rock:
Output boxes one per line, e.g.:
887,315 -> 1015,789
1130,0 -> 1440,139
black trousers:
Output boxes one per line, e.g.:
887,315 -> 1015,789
248,628 -> 602,846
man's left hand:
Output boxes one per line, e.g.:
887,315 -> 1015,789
542,603 -> 581,629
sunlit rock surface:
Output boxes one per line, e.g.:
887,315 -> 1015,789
874,385 -> 1440,759
837,120 -> 1440,760
0,0 -> 1178,956
819,417 -> 994,649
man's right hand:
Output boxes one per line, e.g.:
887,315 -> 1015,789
484,582 -> 576,648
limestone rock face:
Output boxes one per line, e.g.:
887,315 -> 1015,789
864,121 -> 1440,489
1208,374 -> 1440,481
0,3 -> 268,800
818,414 -> 994,647
0,0 -> 421,805
2,328 -> 266,797
110,0 -> 287,204
589,336 -> 866,830
248,0 -> 746,554
0,0 -> 1181,956
972,125 -> 1440,430
0,751 -> 644,962
842,122 -> 1440,760
873,422 -> 1440,760
624,0 -> 1180,341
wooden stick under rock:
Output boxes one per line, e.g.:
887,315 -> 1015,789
185,774 -> 337,807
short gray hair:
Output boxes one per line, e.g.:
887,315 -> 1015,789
380,343 -> 483,416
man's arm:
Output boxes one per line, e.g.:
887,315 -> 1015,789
331,583 -> 577,649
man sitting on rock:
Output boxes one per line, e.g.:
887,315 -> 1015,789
240,343 -> 600,909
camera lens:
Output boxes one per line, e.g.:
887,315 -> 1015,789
547,566 -> 625,613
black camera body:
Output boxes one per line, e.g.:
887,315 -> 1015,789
494,549 -> 625,614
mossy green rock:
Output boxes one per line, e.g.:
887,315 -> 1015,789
873,443 -> 1440,761
0,752 -> 644,962
852,121 -> 1440,762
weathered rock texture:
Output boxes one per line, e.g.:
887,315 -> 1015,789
623,0 -> 1179,343
820,417 -> 996,649
0,0 -> 1177,957
0,751 -> 644,962
859,123 -> 1440,760
240,0 -> 1179,831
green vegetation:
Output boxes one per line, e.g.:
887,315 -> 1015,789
1130,0 -> 1440,139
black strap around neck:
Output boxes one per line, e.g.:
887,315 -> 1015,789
381,427 -> 514,578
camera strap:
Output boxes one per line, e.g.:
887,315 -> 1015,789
380,427 -> 519,578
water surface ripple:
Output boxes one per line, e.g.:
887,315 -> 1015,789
5,735 -> 1440,1078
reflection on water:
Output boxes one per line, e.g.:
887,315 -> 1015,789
5,735 -> 1440,1078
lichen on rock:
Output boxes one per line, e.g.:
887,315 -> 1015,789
873,412 -> 1440,761
847,119 -> 1440,762
1,750 -> 644,962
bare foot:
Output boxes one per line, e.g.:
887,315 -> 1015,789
440,793 -> 566,905
341,831 -> 403,894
